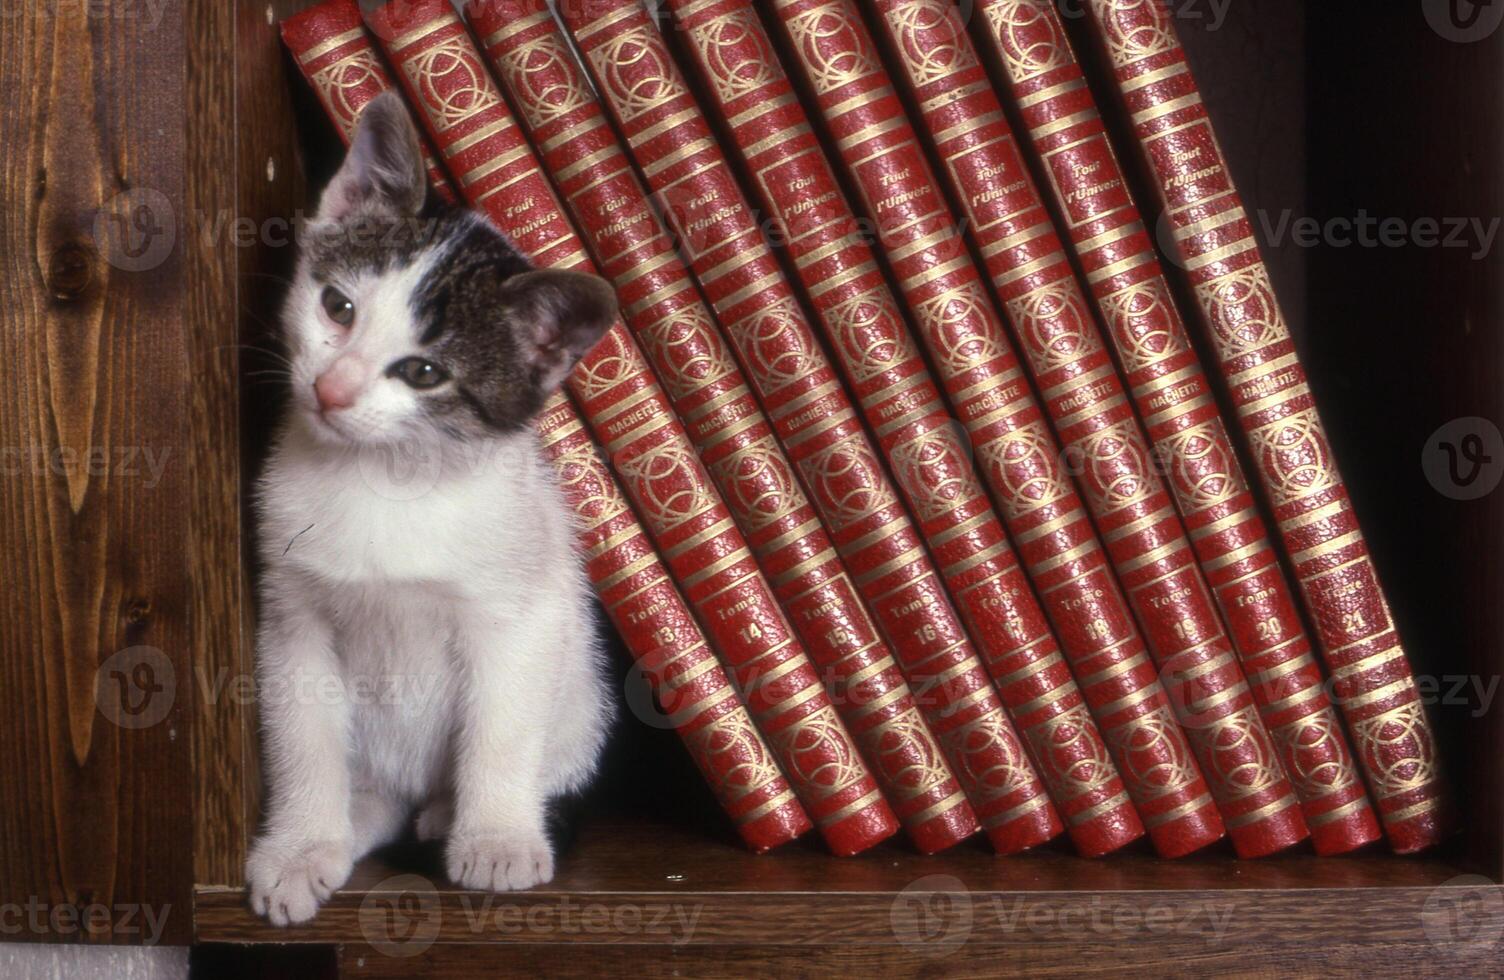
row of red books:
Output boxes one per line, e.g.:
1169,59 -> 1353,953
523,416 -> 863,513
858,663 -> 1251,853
282,0 -> 1448,859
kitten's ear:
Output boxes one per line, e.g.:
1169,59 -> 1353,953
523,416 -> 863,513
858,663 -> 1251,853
316,92 -> 427,222
500,269 -> 619,393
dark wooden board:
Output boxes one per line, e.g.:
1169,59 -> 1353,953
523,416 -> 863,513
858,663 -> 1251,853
196,815 -> 1498,957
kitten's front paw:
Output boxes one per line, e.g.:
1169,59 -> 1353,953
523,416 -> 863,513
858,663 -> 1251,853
446,829 -> 554,892
246,839 -> 354,925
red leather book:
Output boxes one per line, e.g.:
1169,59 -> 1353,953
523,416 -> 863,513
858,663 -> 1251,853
765,0 -> 1305,857
652,0 -> 1161,857
365,0 -> 893,855
468,0 -> 975,854
282,5 -> 809,854
901,0 -> 1377,855
537,393 -> 812,852
675,0 -> 1213,856
1080,0 -> 1448,854
280,0 -> 454,199
555,2 -> 1085,858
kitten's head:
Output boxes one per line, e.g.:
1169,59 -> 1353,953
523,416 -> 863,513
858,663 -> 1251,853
283,91 -> 616,445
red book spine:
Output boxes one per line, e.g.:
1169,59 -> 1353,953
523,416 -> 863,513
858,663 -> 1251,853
280,0 -> 455,199
1080,0 -> 1448,854
701,0 -> 1217,855
470,0 -> 969,853
965,0 -> 1378,855
537,393 -> 811,852
654,0 -> 1145,856
366,0 -> 891,855
563,0 -> 1073,856
768,0 -> 1303,856
282,1 -> 808,854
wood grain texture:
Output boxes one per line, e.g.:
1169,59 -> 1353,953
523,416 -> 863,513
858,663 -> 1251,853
187,0 -> 312,893
333,940 -> 1490,980
0,0 -> 193,945
195,815 -> 1498,964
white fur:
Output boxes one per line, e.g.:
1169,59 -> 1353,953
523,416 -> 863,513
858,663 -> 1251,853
246,235 -> 610,926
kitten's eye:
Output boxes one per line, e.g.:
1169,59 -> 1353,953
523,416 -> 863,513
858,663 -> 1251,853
388,357 -> 450,390
320,286 -> 355,327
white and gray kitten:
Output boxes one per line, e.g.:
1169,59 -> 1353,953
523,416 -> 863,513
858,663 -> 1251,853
247,92 -> 616,925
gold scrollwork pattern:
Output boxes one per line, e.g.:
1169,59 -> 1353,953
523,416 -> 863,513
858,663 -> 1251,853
1349,700 -> 1438,798
491,32 -> 591,128
974,421 -> 1073,518
983,0 -> 1071,83
309,50 -> 385,134
942,712 -> 1039,801
1099,279 -> 1187,372
585,23 -> 686,123
614,441 -> 719,533
825,287 -> 917,383
707,442 -> 806,534
401,34 -> 501,132
1245,408 -> 1338,507
689,7 -> 780,101
914,283 -> 1006,375
555,441 -> 630,528
1270,714 -> 1360,800
638,305 -> 739,401
887,426 -> 981,523
1106,703 -> 1200,797
1196,704 -> 1283,801
882,0 -> 978,87
1005,280 -> 1102,374
1077,420 -> 1156,513
781,2 -> 881,94
1088,0 -> 1179,69
738,297 -> 824,394
1194,265 -> 1290,356
1161,422 -> 1240,511
868,708 -> 956,801
685,709 -> 786,802
773,703 -> 872,800
1026,702 -> 1119,801
570,328 -> 633,400
797,435 -> 903,531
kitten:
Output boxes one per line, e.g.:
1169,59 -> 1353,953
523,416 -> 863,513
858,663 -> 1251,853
246,92 -> 617,926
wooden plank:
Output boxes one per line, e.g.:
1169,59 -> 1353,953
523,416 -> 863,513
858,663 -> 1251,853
194,817 -> 1496,949
334,940 -> 1491,980
0,0 -> 194,945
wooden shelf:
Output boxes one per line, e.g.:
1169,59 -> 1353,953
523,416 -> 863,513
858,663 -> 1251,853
196,813 -> 1496,968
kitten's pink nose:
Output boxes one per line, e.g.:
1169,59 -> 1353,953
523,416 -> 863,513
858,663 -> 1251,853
314,357 -> 368,413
